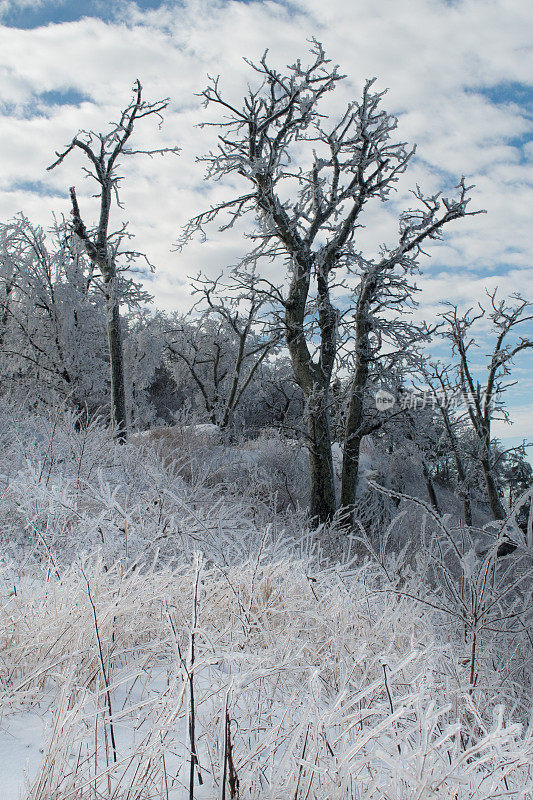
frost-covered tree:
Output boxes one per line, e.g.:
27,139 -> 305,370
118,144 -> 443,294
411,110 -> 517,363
500,447 -> 533,509
181,41 -> 481,524
48,80 -> 179,441
254,356 -> 305,431
0,215 -> 177,427
420,362 -> 475,526
440,292 -> 533,526
124,309 -> 179,428
167,274 -> 280,428
0,215 -> 109,411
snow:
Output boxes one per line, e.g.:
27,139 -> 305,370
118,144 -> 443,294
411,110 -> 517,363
0,712 -> 45,800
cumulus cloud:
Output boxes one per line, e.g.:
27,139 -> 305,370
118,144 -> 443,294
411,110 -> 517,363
0,0 -> 531,318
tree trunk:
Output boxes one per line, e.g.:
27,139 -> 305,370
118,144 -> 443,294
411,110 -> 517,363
339,271 -> 378,526
477,420 -> 506,521
107,300 -> 127,443
340,329 -> 370,525
481,458 -> 506,520
69,186 -> 128,443
460,486 -> 473,527
284,255 -> 337,526
307,399 -> 337,524
422,461 -> 440,514
340,429 -> 363,525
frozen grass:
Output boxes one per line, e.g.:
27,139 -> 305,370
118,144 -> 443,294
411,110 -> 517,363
0,399 -> 313,570
1,555 -> 532,799
0,400 -> 531,798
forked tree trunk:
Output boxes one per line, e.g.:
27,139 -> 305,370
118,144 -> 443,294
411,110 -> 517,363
69,187 -> 128,443
284,255 -> 338,526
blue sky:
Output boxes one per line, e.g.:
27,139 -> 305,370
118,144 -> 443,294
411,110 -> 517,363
0,0 -> 531,448
0,0 -> 165,28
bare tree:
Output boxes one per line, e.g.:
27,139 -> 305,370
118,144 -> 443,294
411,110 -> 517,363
258,360 -> 305,431
48,80 -> 179,441
338,254 -> 440,522
167,274 -> 280,428
181,41 -> 481,524
421,362 -> 474,526
440,292 -> 533,524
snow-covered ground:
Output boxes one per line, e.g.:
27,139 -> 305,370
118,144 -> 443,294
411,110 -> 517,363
0,710 -> 46,799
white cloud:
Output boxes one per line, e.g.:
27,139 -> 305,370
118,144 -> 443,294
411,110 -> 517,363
493,407 -> 533,444
0,0 -> 531,321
